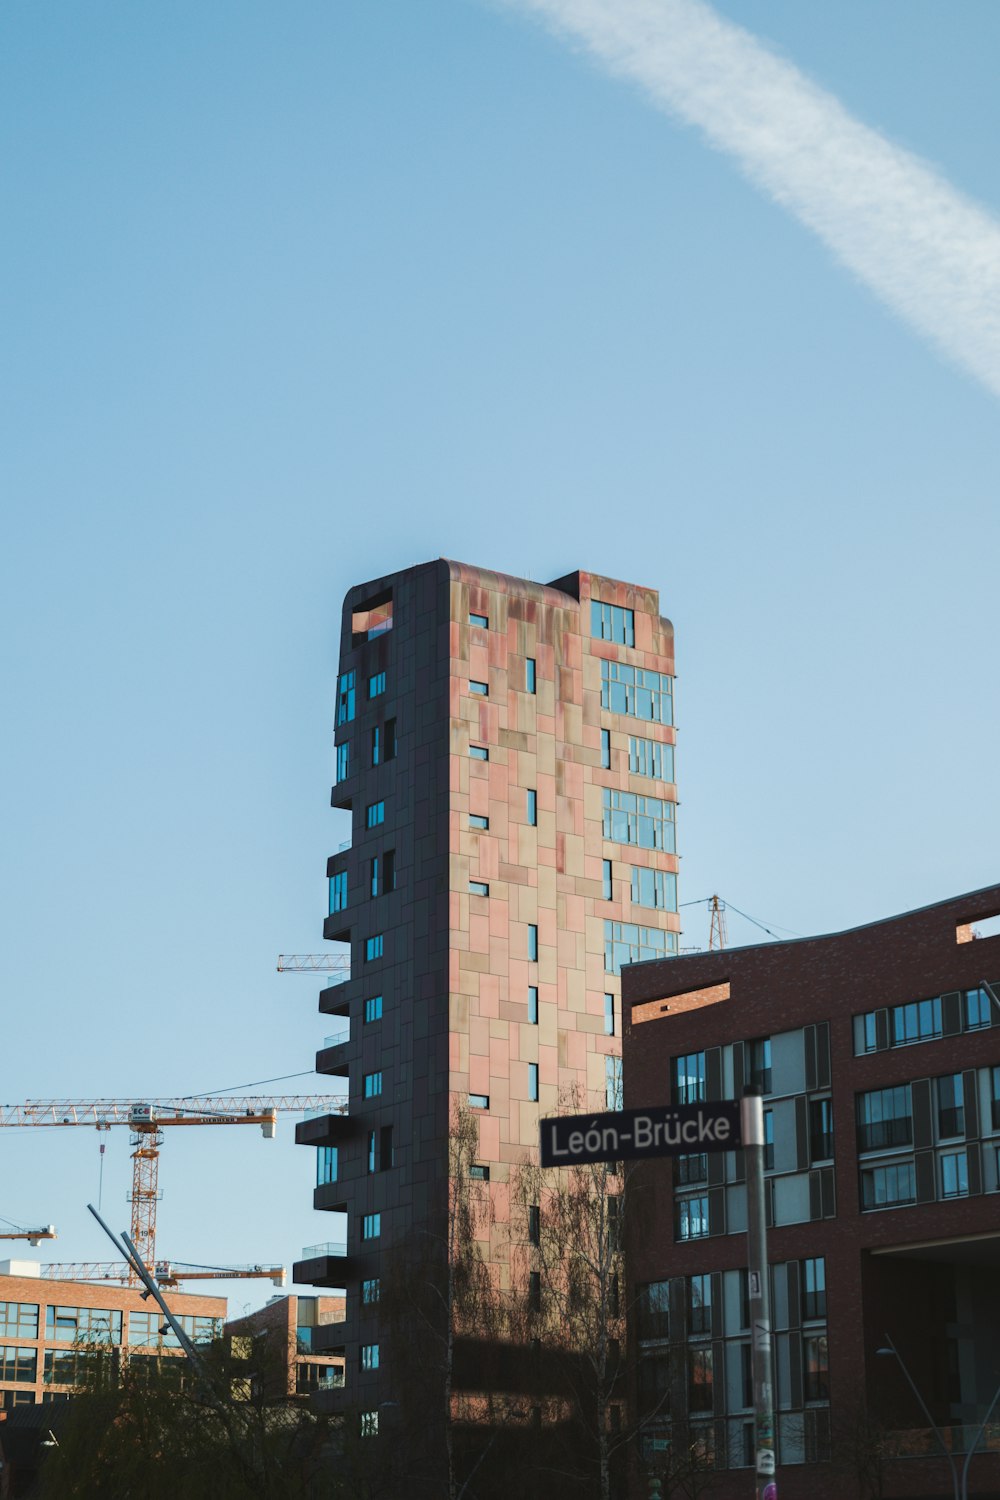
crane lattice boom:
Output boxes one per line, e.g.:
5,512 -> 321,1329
276,954 -> 350,973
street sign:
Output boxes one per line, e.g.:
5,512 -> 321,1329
539,1102 -> 742,1167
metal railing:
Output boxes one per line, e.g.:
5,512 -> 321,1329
300,1241 -> 347,1260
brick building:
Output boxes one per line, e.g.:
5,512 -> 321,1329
225,1293 -> 345,1401
0,1260 -> 225,1408
621,884 -> 1000,1499
292,559 -> 678,1435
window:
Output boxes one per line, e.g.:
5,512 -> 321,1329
600,659 -> 673,725
470,679 -> 489,696
802,1258 -> 826,1320
528,1205 -> 540,1246
363,1071 -> 383,1098
0,1303 -> 38,1339
353,595 -> 393,641
470,1164 -> 490,1181
527,789 -> 538,826
367,1130 -> 377,1173
368,671 -> 386,698
360,1410 -> 379,1437
371,725 -> 380,765
337,670 -> 356,725
688,1274 -> 712,1335
384,718 -> 397,760
628,735 -> 674,783
128,1311 -> 220,1348
803,1335 -> 829,1402
747,1038 -> 772,1094
1,1347 -> 38,1384
591,600 -> 635,647
360,1343 -> 380,1371
526,657 -> 536,693
992,1066 -> 1000,1130
370,855 -> 379,899
763,1110 -> 774,1171
604,920 -> 678,973
469,744 -> 489,761
675,1153 -> 708,1185
528,924 -> 538,962
469,880 -> 489,897
317,1146 -> 338,1186
857,1086 -> 912,1151
365,934 -> 383,961
383,849 -> 396,893
528,986 -> 539,1024
966,987 -> 992,1029
810,1098 -> 834,1161
673,1053 -> 706,1104
336,742 -> 350,781
529,1270 -> 541,1311
603,859 -> 613,900
688,1347 -> 714,1412
941,1151 -> 969,1198
329,871 -> 348,914
630,866 -> 678,911
601,728 -> 611,769
363,1213 -> 381,1239
469,611 -> 489,628
362,1278 -> 380,1305
470,814 -> 489,830
604,993 -> 616,1036
366,801 -> 385,828
938,1074 -> 965,1138
469,1094 -> 489,1110
676,1195 -> 710,1240
528,1063 -> 539,1102
602,788 -> 676,851
380,1124 -> 394,1170
46,1306 -> 122,1344
637,1281 -> 670,1341
860,1161 -> 916,1210
364,995 -> 382,1024
606,1055 -> 623,1111
891,996 -> 943,1046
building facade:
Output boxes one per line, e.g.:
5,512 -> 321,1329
293,559 -> 678,1435
225,1293 -> 345,1401
621,884 -> 1000,1499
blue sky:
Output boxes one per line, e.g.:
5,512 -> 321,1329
2,0 -> 998,1310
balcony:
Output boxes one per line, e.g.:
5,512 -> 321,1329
293,1241 -> 352,1289
295,1105 -> 352,1148
316,1028 -> 350,1077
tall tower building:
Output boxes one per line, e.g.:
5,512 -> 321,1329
293,560 -> 678,1432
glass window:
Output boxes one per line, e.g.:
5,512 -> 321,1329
804,1335 -> 829,1402
673,1053 -> 706,1104
470,814 -> 489,829
675,1153 -> 708,1185
529,1270 -> 541,1311
628,735 -> 674,783
688,1347 -> 714,1412
366,801 -> 385,828
860,1161 -> 916,1210
526,658 -> 536,693
469,612 -> 489,628
857,1011 -> 879,1054
600,659 -> 673,725
606,1055 -> 623,1111
857,1086 -> 912,1151
688,1274 -> 712,1335
470,1164 -> 490,1181
360,1410 -> 379,1437
591,600 -> 635,647
528,986 -> 539,1024
802,1258 -> 826,1319
470,679 -> 488,696
371,725 -> 380,766
368,672 -> 386,698
630,866 -> 678,911
362,1278 -> 380,1305
46,1306 -> 122,1344
604,993 -> 615,1036
363,1071 -> 383,1098
336,670 -> 356,725
384,718 -> 397,760
602,788 -> 676,852
364,995 -> 382,1023
938,1074 -> 965,1138
527,789 -> 537,826
965,987 -> 991,1029
528,1063 -> 539,1102
469,880 -> 489,897
748,1038 -> 772,1094
604,920 -> 678,973
382,849 -> 396,893
601,728 -> 611,769
941,1151 -> 968,1197
992,1066 -> 1000,1130
637,1281 -> 670,1341
810,1098 -> 834,1162
528,1205 -> 541,1246
469,1094 -> 489,1110
367,1129 -> 377,1173
890,996 -> 942,1046
0,1303 -> 38,1339
329,871 -> 348,915
316,1146 -> 338,1186
365,934 -> 383,961
360,1343 -> 380,1371
763,1110 -> 774,1171
0,1346 -> 37,1384
676,1195 -> 710,1240
336,742 -> 350,781
362,1213 -> 381,1239
603,859 -> 613,900
528,924 -> 538,962
469,744 -> 489,761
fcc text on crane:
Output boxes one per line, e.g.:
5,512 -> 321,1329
539,1102 -> 743,1167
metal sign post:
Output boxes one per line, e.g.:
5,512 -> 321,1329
742,1086 -> 777,1500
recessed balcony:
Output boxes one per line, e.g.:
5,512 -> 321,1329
293,1241 -> 352,1289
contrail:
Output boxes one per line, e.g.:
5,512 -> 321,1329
505,0 -> 1000,401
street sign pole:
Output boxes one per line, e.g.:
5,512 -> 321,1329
743,1086 -> 777,1500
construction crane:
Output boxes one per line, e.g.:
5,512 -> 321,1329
0,1222 -> 56,1246
276,954 -> 349,974
42,1260 -> 287,1290
0,1096 -> 346,1285
708,894 -> 728,951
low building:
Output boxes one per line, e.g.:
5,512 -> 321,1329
0,1260 -> 225,1409
621,883 -> 1000,1500
225,1294 -> 345,1402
